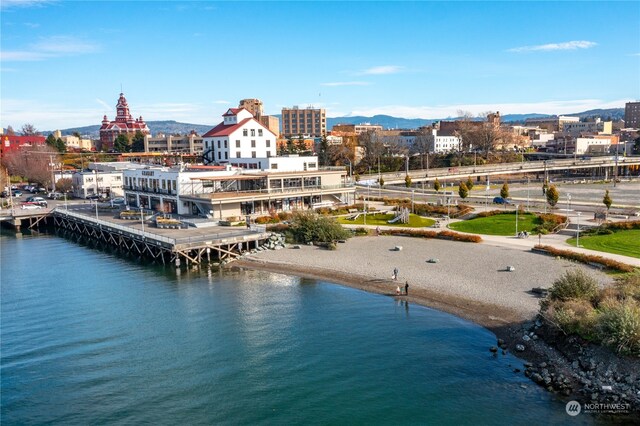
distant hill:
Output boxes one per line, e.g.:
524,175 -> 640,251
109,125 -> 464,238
36,107 -> 625,137
328,108 -> 624,129
45,120 -> 214,138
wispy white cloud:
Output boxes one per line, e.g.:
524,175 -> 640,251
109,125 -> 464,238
346,99 -> 627,119
96,98 -> 111,112
321,81 -> 371,87
628,53 -> 640,57
24,22 -> 40,28
1,0 -> 54,10
508,40 -> 597,53
360,65 -> 404,75
1,35 -> 100,61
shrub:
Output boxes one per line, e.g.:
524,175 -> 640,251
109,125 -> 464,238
288,211 -> 351,244
547,299 -> 598,339
353,227 -> 370,236
534,245 -> 636,273
548,269 -> 599,302
597,298 -> 640,356
614,271 -> 640,302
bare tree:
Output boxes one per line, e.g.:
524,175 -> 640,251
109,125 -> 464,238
456,112 -> 512,155
21,123 -> 39,136
1,145 -> 60,187
412,128 -> 432,169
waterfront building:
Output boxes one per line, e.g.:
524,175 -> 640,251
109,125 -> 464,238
72,169 -> 125,198
99,93 -> 150,151
203,108 -> 316,172
144,132 -> 204,154
424,129 -> 461,153
281,106 -> 326,138
624,101 -> 640,129
120,163 -> 353,218
239,98 -> 280,137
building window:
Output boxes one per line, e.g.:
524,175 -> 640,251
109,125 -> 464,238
266,151 -> 271,157
243,129 -> 248,136
224,140 -> 228,148
251,140 -> 256,148
218,152 -> 221,160
236,140 -> 240,148
224,152 -> 228,160
251,129 -> 255,136
266,140 -> 270,147
308,162 -> 317,168
236,151 -> 241,158
271,163 -> 278,169
258,129 -> 263,136
252,151 -> 256,158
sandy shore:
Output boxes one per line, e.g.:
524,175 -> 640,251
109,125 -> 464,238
232,236 -> 612,331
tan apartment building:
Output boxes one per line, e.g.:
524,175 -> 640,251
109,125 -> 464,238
281,106 -> 326,138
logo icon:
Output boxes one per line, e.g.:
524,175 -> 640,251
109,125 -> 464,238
566,401 -> 581,416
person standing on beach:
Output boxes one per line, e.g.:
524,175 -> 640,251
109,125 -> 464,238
405,281 -> 409,296
393,267 -> 398,280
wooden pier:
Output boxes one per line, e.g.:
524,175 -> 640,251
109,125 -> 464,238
3,207 -> 271,267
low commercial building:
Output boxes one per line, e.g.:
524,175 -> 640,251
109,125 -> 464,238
144,132 -> 204,154
121,164 -> 352,218
72,170 -> 125,198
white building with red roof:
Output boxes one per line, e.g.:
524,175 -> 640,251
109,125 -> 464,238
99,93 -> 150,151
203,108 -> 317,172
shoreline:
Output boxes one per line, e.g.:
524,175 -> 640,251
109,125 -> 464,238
231,257 -> 526,334
228,236 -> 640,417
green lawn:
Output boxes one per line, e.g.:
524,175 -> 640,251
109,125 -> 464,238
449,212 -> 538,236
337,213 -> 435,228
567,229 -> 640,259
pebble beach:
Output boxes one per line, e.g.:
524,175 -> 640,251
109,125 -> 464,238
235,235 -> 612,329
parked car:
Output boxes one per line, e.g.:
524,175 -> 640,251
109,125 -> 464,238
492,196 -> 512,205
11,190 -> 23,197
48,192 -> 64,200
25,196 -> 48,207
111,197 -> 125,204
32,187 -> 47,194
21,203 -> 43,210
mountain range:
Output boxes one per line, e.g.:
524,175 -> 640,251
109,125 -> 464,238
38,108 -> 624,138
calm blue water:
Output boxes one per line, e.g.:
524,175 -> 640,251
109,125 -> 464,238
1,231 -> 597,425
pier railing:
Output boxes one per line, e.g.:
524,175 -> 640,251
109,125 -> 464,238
53,208 -> 269,248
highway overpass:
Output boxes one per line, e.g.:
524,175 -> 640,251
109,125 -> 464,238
358,156 -> 640,185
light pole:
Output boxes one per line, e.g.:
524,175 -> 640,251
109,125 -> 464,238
576,211 -> 581,247
526,176 -> 530,212
344,158 -> 352,183
567,193 -> 571,217
411,189 -> 415,214
94,199 -> 99,219
515,204 -> 519,237
140,205 -> 145,234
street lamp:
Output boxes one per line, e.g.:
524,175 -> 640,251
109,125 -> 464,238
576,211 -> 581,247
515,204 -> 519,237
94,199 -> 99,219
566,193 -> 571,217
411,189 -> 415,214
344,158 -> 352,183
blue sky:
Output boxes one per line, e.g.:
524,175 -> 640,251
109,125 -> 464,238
1,0 -> 639,130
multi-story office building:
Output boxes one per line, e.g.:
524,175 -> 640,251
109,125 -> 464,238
624,101 -> 640,129
281,106 -> 326,138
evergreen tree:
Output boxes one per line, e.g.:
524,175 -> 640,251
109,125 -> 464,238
465,176 -> 474,191
602,190 -> 612,211
114,134 -> 131,152
286,138 -> 296,154
500,182 -> 509,199
458,182 -> 469,199
433,178 -> 441,192
378,177 -> 385,187
546,184 -> 559,207
131,131 -> 145,152
404,175 -> 412,188
295,135 -> 307,153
